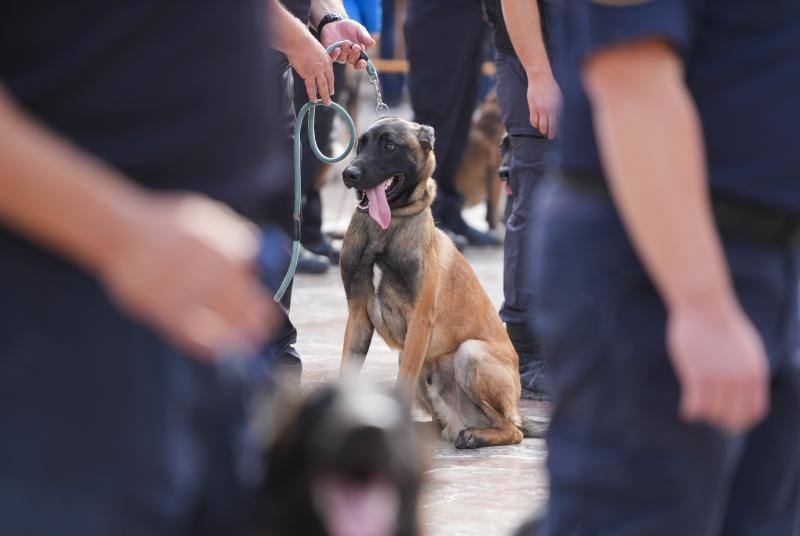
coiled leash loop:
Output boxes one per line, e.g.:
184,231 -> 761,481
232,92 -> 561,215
273,41 -> 389,301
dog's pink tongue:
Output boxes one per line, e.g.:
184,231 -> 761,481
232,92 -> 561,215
366,183 -> 391,230
318,477 -> 399,536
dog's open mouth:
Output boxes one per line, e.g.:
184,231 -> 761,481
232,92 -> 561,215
313,473 -> 400,536
356,175 -> 403,231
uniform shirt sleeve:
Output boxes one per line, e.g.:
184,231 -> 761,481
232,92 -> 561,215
575,0 -> 694,58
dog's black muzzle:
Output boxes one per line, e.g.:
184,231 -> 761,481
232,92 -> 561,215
342,164 -> 363,189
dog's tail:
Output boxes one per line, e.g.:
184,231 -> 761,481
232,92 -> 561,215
518,415 -> 548,439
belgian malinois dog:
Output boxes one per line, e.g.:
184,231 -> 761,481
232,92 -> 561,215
339,117 -> 543,449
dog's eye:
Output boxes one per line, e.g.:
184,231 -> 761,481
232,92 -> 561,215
384,141 -> 395,152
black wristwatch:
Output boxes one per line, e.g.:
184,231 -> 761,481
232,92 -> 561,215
316,12 -> 344,38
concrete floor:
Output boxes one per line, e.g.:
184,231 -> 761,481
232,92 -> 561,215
289,92 -> 550,536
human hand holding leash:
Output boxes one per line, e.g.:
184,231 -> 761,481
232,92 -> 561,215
320,19 -> 375,71
285,30 -> 337,105
269,0 -> 374,105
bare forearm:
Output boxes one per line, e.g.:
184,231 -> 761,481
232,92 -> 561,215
267,0 -> 313,54
501,0 -> 552,79
0,86 -> 144,273
584,41 -> 735,313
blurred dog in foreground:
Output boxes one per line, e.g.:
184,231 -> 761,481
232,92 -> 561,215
256,381 -> 425,536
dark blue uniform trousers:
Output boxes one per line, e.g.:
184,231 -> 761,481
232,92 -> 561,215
265,66 -> 304,378
494,51 -> 550,326
0,235 -> 257,535
532,178 -> 800,535
404,0 -> 486,203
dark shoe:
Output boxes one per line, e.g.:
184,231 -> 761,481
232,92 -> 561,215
434,192 -> 501,247
260,338 -> 302,390
296,246 -> 330,274
274,348 -> 302,388
520,361 -> 552,401
457,223 -> 502,247
304,235 -> 341,265
507,322 -> 552,401
440,210 -> 502,247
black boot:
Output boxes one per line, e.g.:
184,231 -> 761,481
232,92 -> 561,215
507,322 -> 551,401
274,346 -> 302,389
296,245 -> 330,274
433,192 -> 501,247
303,234 -> 341,265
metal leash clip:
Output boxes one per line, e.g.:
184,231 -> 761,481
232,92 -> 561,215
370,75 -> 390,117
365,60 -> 390,117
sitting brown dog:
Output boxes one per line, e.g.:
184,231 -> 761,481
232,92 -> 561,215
454,91 -> 506,230
339,117 -> 543,449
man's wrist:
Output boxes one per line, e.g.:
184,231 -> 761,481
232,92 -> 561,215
665,275 -> 739,318
315,12 -> 344,37
83,186 -> 152,278
522,58 -> 554,82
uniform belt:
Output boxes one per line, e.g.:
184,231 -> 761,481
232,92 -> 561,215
558,171 -> 800,249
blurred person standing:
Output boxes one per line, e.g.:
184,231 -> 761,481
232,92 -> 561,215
0,1 -> 293,533
267,0 -> 375,373
532,0 -> 800,533
483,0 -> 560,400
404,0 -> 500,247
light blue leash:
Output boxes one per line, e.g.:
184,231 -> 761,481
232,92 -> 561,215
273,41 -> 389,302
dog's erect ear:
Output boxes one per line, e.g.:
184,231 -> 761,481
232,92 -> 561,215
416,124 -> 435,152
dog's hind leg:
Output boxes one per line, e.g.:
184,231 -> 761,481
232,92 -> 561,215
452,340 -> 524,449
340,305 -> 374,377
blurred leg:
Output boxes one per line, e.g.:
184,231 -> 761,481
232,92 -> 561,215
531,178 -> 796,534
721,374 -> 800,535
267,67 -> 303,378
720,250 -> 800,535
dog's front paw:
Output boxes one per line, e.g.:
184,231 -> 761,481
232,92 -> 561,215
455,428 -> 485,450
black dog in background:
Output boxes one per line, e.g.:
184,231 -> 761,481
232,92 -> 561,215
256,382 -> 425,536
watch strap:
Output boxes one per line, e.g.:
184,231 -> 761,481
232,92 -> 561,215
316,12 -> 344,38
